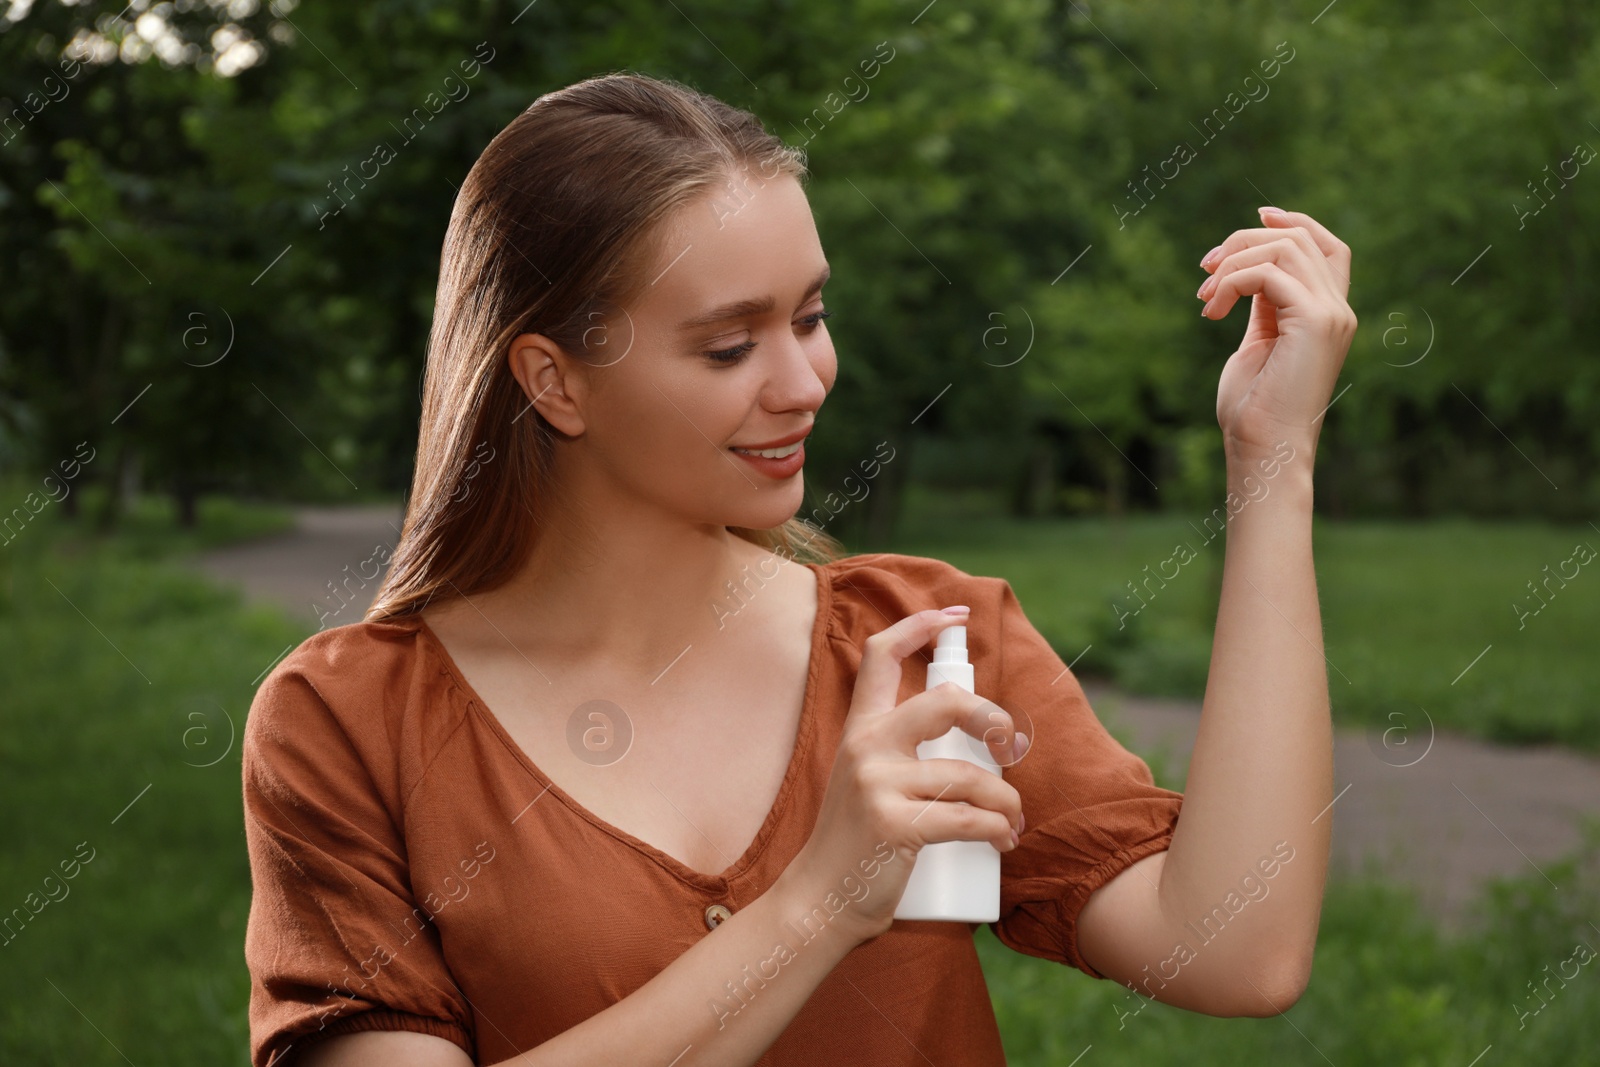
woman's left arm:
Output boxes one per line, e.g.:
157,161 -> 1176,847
1075,206 -> 1358,1017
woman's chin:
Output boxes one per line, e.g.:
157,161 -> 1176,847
721,493 -> 806,532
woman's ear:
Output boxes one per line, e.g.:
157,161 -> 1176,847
508,332 -> 586,436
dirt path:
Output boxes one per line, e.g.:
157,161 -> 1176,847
186,505 -> 1600,927
185,503 -> 408,633
1084,684 -> 1600,927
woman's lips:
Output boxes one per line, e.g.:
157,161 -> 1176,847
729,441 -> 805,478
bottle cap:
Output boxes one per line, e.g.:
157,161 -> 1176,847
933,625 -> 968,664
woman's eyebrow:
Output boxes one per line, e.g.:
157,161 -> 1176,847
675,264 -> 831,330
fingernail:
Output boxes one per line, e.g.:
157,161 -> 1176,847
1259,205 -> 1287,218
1010,829 -> 1020,849
1200,298 -> 1214,318
1014,731 -> 1029,759
1019,810 -> 1026,834
1200,244 -> 1223,268
941,605 -> 970,615
1196,276 -> 1216,300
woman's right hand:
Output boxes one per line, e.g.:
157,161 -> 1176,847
776,606 -> 1026,946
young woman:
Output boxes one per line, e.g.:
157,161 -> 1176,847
243,71 -> 1354,1066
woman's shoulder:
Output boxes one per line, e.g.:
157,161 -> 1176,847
255,613 -> 430,698
244,614 -> 465,776
819,550 -> 1014,624
822,549 -> 1007,588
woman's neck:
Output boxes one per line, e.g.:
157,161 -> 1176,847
425,520 -> 787,675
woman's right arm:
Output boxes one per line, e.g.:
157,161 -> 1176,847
301,606 -> 1023,1067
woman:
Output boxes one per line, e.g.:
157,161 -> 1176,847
243,71 -> 1353,1066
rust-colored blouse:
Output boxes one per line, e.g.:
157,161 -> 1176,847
243,551 -> 1184,1066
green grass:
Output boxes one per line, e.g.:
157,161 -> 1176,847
889,488 -> 1600,751
2,490 -> 1597,1063
0,494 -> 306,1062
980,826 -> 1600,1066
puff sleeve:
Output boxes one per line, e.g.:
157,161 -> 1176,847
987,578 -> 1185,979
242,663 -> 476,1065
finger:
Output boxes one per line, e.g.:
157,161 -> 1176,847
1258,206 -> 1353,283
977,702 -> 1031,769
906,796 -> 1019,853
1199,237 -> 1325,306
850,608 -> 970,718
1257,209 -> 1351,299
1201,260 -> 1317,321
900,756 -> 1022,825
897,762 -> 1023,849
1239,290 -> 1282,350
1201,226 -> 1325,277
890,685 -> 1020,763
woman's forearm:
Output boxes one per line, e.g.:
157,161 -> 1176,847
1154,440 -> 1332,1008
495,872 -> 860,1067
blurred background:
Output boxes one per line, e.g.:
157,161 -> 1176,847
2,0 -> 1598,1062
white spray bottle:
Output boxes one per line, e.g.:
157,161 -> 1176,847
894,621 -> 1003,922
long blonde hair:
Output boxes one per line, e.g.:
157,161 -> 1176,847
367,72 -> 847,622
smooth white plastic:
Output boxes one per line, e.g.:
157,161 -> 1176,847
893,622 -> 1003,922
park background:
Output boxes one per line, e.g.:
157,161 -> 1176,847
2,0 -> 1598,1062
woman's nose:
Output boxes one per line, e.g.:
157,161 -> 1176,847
762,331 -> 831,412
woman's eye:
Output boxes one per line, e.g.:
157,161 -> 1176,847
702,310 -> 831,366
704,340 -> 756,364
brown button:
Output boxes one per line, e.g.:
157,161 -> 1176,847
704,903 -> 733,930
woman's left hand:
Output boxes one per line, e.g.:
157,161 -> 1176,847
1199,206 -> 1357,464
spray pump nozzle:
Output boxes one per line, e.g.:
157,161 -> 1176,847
933,625 -> 968,665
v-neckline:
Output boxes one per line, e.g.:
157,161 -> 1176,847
415,559 -> 834,893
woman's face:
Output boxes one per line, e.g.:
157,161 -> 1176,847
549,170 -> 837,533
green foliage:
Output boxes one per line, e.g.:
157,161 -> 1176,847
2,0 -> 1593,531
894,506 -> 1600,752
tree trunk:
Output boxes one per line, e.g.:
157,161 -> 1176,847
1104,446 -> 1127,547
1395,396 -> 1429,518
1025,436 -> 1055,517
174,470 -> 199,529
862,434 -> 909,549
